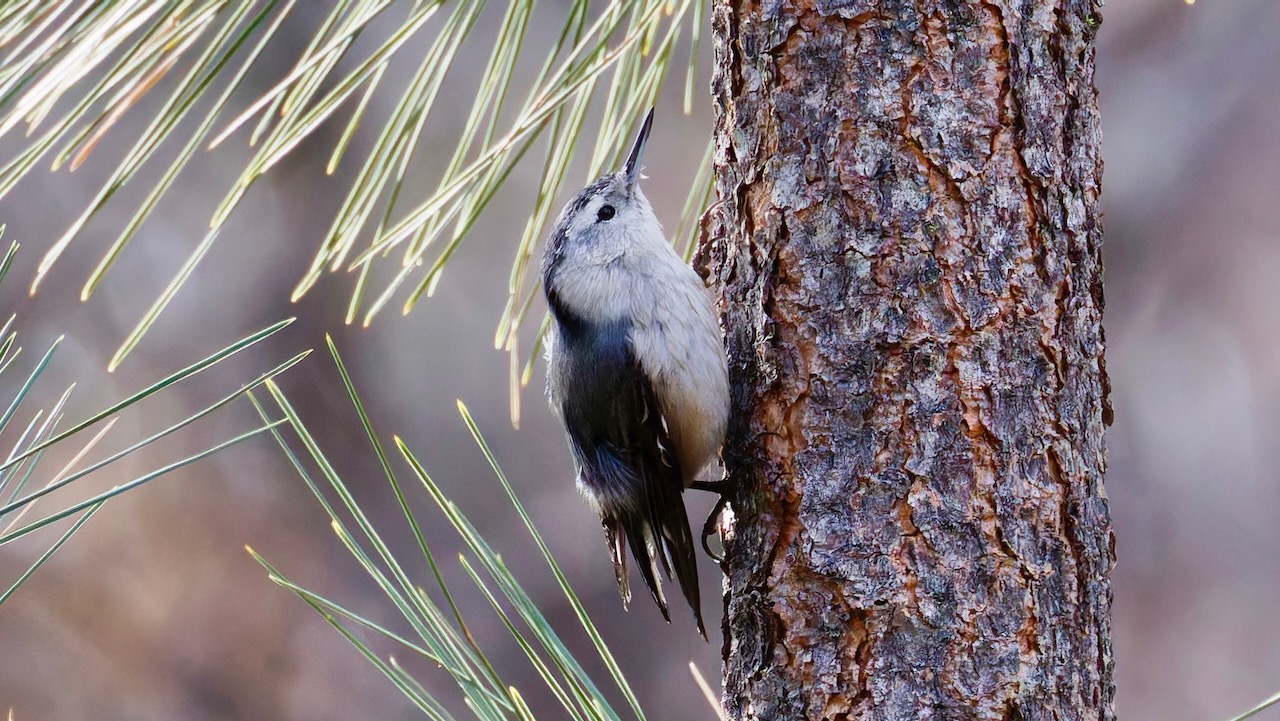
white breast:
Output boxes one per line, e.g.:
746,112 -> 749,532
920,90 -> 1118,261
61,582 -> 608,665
627,260 -> 730,484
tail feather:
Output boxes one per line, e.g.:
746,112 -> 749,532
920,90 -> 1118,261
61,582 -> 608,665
622,514 -> 670,622
600,494 -> 705,639
642,461 -> 705,638
603,517 -> 631,608
659,504 -> 705,639
573,348 -> 707,637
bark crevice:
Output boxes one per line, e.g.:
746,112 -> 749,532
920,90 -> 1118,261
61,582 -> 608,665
708,0 -> 1115,717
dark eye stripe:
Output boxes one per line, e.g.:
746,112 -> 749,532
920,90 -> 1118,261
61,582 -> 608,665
596,204 -> 616,222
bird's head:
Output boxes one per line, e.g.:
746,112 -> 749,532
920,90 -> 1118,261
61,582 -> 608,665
541,108 -> 663,284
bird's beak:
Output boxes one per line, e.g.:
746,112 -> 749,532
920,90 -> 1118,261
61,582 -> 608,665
623,107 -> 654,191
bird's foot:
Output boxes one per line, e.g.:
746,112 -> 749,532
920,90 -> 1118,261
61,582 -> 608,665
691,480 -> 731,562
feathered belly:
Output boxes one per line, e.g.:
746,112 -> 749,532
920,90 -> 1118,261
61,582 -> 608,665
627,294 -> 729,485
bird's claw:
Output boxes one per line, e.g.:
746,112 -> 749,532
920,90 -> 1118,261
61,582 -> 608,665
691,480 -> 730,562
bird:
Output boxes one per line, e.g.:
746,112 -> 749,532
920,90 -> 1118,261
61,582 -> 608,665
540,108 -> 730,638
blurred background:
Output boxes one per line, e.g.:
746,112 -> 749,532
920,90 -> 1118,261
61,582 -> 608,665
0,0 -> 1276,719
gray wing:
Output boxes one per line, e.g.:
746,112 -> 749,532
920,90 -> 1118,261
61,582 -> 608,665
547,306 -> 705,637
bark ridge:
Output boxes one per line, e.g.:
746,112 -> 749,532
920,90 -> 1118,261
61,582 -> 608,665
704,1 -> 1114,718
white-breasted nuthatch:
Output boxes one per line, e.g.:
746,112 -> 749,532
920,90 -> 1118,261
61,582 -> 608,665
541,109 -> 729,637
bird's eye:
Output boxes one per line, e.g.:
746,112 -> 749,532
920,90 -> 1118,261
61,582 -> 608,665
596,204 -> 616,222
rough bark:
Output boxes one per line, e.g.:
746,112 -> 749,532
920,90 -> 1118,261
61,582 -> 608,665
701,0 -> 1114,718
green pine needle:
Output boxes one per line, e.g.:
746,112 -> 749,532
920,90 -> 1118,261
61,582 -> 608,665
0,244 -> 309,601
251,341 -> 647,720
1227,690 -> 1280,721
0,0 -> 709,397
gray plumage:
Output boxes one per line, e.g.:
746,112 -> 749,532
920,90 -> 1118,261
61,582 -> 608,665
541,109 -> 729,637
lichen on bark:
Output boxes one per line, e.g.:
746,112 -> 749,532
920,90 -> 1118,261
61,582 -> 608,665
702,0 -> 1114,718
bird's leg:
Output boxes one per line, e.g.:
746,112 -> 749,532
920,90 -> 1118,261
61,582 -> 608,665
690,479 -> 732,562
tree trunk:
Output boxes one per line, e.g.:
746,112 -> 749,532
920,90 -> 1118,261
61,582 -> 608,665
702,0 -> 1115,718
